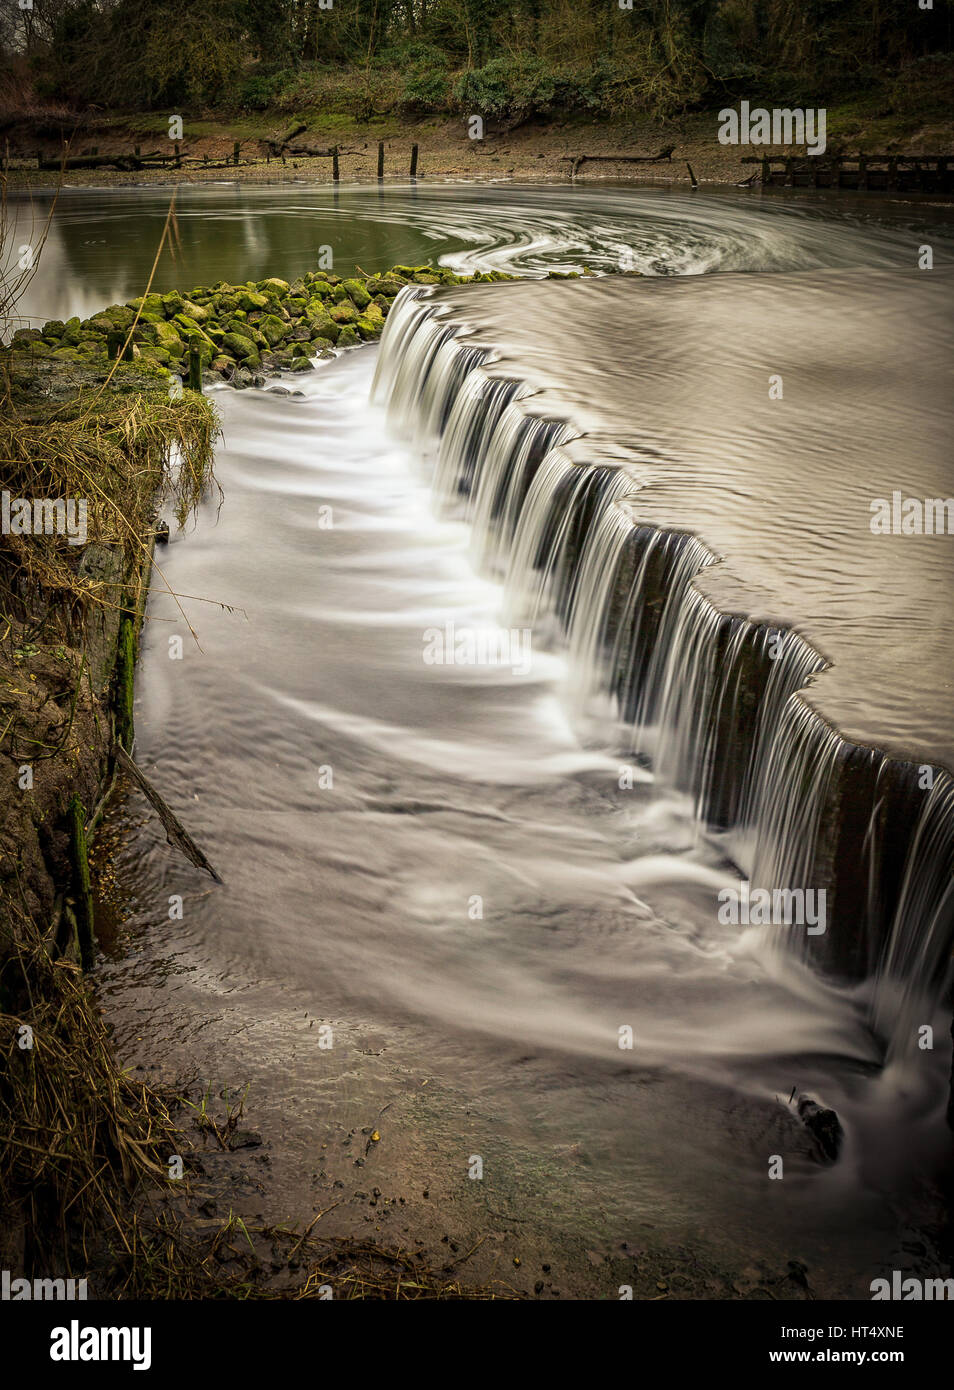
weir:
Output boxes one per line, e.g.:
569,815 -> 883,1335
372,275 -> 954,1095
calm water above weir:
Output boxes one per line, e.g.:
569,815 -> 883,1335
30,182 -> 951,1295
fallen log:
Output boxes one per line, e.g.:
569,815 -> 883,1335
114,743 -> 223,884
39,154 -> 141,171
565,146 -> 677,176
265,122 -> 308,153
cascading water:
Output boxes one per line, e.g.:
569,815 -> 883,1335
374,285 -> 954,1088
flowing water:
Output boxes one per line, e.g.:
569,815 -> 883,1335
16,181 -> 953,1295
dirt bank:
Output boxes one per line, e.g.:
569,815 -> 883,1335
5,106 -> 954,190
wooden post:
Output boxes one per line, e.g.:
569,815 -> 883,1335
377,141 -> 384,178
188,337 -> 203,393
174,142 -> 181,168
332,146 -> 339,181
116,615 -> 136,753
233,140 -> 240,166
410,143 -> 418,177
135,144 -> 141,157
107,329 -> 133,362
68,794 -> 96,970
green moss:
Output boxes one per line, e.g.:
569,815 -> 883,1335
343,278 -> 371,309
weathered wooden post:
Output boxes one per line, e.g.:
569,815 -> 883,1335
174,142 -> 181,168
233,140 -> 241,166
332,146 -> 339,181
68,794 -> 96,970
188,336 -> 203,393
410,143 -> 418,177
107,329 -> 133,362
377,141 -> 384,178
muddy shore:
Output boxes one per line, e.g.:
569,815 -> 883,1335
6,109 -> 954,191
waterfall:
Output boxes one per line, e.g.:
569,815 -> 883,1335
373,286 -> 954,1071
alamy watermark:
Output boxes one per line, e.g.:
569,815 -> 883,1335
718,880 -> 826,935
870,493 -> 954,535
718,102 -> 827,157
2,1269 -> 87,1299
2,490 -> 88,545
871,1272 -> 954,1300
422,621 -> 532,676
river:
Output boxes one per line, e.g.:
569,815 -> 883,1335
14,179 -> 954,1298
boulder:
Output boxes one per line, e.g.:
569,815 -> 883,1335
236,290 -> 268,313
342,278 -> 371,309
221,331 -> 259,360
258,314 -> 288,347
797,1095 -> 843,1163
152,320 -> 185,356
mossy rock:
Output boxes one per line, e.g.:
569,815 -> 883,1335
102,304 -> 137,330
236,290 -> 268,313
178,299 -> 210,322
258,314 -> 288,346
205,325 -> 226,344
161,291 -> 187,317
211,355 -> 231,372
307,280 -> 335,300
355,316 -> 379,340
61,317 -> 84,345
137,343 -> 173,366
152,320 -> 185,356
41,319 -> 66,339
214,294 -> 239,314
288,356 -> 314,372
336,326 -> 359,347
286,296 -> 307,313
330,302 -> 358,325
173,313 -> 213,344
364,301 -> 385,325
259,277 -> 290,295
12,327 -> 43,343
221,331 -> 258,360
128,293 -> 164,316
390,265 -> 430,277
311,320 -> 339,343
342,278 -> 371,310
366,276 -> 406,296
52,347 -> 83,361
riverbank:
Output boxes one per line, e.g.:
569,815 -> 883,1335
5,103 -> 954,191
5,264 -> 532,389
